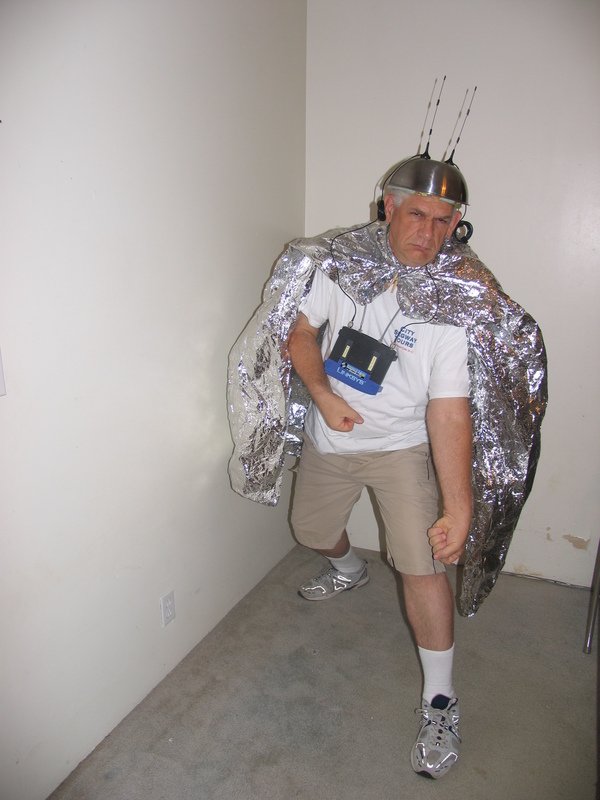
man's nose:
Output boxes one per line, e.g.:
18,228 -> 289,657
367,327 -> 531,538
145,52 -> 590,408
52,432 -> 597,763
419,218 -> 434,239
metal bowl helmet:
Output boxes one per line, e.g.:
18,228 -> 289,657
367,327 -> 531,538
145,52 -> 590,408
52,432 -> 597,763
385,154 -> 469,206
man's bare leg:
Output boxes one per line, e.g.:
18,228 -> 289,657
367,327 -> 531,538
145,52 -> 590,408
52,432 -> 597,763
314,528 -> 351,559
401,572 -> 454,650
402,572 -> 461,779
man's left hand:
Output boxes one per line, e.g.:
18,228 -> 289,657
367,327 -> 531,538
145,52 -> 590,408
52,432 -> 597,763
428,514 -> 470,565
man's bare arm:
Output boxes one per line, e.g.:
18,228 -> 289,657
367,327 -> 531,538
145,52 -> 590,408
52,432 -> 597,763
287,313 -> 364,432
426,396 -> 473,564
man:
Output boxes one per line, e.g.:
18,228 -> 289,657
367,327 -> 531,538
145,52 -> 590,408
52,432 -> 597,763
227,152 -> 546,779
285,161 -> 471,779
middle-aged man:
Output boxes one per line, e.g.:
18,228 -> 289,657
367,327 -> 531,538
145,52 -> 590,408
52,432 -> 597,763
227,153 -> 547,781
286,166 -> 470,779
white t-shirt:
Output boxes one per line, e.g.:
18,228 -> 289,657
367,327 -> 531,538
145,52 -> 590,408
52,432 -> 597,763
299,269 -> 470,454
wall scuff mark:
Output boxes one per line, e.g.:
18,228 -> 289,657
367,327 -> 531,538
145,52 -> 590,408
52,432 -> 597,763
562,535 -> 590,551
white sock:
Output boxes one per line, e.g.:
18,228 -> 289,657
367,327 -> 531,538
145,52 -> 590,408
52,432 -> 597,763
329,547 -> 365,575
418,644 -> 455,704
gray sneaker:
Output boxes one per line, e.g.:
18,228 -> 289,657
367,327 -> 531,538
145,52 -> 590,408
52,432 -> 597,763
298,564 -> 369,601
411,695 -> 461,779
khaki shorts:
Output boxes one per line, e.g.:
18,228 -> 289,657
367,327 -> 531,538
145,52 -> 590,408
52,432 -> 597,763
291,437 -> 444,576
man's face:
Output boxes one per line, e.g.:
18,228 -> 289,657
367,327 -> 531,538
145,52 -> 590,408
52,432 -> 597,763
384,193 -> 461,267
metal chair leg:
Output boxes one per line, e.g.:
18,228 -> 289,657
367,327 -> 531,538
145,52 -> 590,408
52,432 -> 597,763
583,542 -> 600,654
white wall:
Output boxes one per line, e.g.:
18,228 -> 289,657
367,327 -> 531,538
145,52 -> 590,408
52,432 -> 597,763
305,0 -> 600,587
0,2 -> 306,798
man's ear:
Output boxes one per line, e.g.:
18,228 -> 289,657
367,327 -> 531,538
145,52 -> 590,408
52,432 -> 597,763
383,194 -> 396,222
447,209 -> 463,237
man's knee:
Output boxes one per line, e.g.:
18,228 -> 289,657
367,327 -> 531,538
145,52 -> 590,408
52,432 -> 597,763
291,516 -> 343,552
400,572 -> 453,603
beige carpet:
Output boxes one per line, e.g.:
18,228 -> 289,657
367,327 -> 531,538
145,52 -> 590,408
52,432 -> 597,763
49,546 -> 598,800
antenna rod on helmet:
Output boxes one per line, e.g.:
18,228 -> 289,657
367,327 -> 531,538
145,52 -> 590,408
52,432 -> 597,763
446,85 -> 477,165
417,78 -> 438,156
422,75 -> 446,160
443,89 -> 469,161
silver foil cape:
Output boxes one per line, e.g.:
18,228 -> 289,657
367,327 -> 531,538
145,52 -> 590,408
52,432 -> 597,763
227,223 -> 548,616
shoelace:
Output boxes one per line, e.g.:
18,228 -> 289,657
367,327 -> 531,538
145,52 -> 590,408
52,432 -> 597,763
306,567 -> 344,588
416,706 -> 460,748
314,566 -> 338,582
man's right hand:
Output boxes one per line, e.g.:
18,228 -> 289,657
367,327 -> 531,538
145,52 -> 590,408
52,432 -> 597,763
314,390 -> 364,432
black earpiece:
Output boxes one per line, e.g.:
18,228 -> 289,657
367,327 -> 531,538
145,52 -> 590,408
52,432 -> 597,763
452,220 -> 473,243
377,197 -> 386,221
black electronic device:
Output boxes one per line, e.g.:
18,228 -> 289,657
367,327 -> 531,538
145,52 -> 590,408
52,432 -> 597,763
324,326 -> 397,395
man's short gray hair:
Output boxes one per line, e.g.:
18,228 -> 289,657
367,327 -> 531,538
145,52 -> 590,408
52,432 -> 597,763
387,188 -> 413,208
386,188 -> 461,210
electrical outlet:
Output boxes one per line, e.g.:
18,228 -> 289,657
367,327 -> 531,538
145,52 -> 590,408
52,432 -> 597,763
160,590 -> 175,627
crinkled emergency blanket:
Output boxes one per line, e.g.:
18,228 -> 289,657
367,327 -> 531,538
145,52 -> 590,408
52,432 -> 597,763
227,222 -> 547,615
